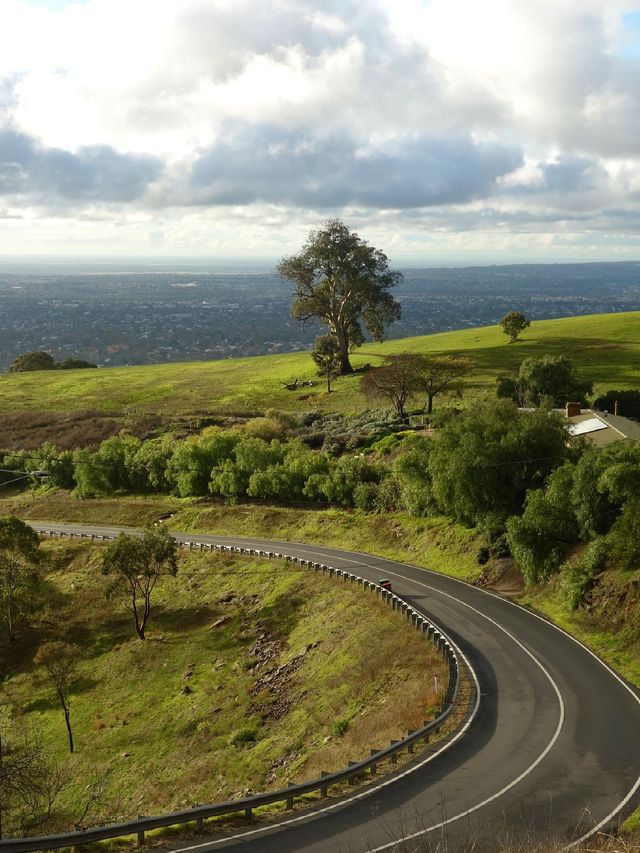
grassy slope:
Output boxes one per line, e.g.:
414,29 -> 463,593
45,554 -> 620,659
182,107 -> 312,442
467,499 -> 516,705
2,311 -> 640,417
1,539 -> 446,835
1,490 -> 482,582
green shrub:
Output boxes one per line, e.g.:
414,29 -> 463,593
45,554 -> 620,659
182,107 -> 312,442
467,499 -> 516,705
560,538 -> 608,610
331,718 -> 349,737
229,727 -> 259,747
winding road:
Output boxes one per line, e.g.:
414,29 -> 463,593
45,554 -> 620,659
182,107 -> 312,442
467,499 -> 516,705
30,522 -> 640,853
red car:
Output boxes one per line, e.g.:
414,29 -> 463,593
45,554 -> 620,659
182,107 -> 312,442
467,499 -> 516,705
378,578 -> 393,591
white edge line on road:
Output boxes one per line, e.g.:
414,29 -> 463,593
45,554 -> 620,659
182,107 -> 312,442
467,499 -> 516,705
276,539 -> 640,850
35,525 -> 640,849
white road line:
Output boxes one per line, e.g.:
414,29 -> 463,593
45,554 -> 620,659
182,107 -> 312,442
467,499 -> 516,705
169,560 -> 564,852
36,526 -> 640,849
269,540 -> 640,849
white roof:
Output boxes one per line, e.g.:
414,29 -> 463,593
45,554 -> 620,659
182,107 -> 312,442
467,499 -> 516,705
566,418 -> 609,436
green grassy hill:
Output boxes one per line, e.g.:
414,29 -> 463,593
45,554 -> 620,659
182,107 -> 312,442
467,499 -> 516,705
2,311 -> 639,419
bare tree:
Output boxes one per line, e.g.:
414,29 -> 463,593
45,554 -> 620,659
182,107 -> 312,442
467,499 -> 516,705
0,705 -> 67,839
34,642 -> 80,754
415,355 -> 472,414
101,528 -> 178,640
361,354 -> 422,417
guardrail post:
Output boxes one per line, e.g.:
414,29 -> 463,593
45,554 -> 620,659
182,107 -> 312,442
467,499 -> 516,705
407,731 -> 415,754
348,760 -> 359,784
320,770 -> 330,797
390,740 -> 400,764
137,816 -> 145,846
193,804 -> 203,832
370,749 -> 378,775
245,807 -> 252,818
286,782 -> 295,809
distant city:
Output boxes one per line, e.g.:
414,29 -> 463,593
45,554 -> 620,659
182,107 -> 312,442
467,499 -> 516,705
1,261 -> 639,371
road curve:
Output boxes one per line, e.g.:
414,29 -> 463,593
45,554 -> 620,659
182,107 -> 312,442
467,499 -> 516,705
31,522 -> 640,852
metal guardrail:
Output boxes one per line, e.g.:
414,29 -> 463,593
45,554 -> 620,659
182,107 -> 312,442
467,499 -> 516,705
0,528 -> 465,852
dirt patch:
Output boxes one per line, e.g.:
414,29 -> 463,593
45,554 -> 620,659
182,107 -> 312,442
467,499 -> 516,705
476,557 -> 524,596
582,570 -> 640,639
0,410 -> 163,451
248,636 -> 320,721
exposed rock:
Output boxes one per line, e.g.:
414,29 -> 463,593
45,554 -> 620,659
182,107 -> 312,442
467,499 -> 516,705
181,685 -> 194,695
210,615 -> 231,629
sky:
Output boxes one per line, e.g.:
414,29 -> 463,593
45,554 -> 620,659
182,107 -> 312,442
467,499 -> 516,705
2,0 -> 640,264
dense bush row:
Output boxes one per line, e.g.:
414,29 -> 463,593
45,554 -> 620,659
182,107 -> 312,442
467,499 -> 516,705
506,440 -> 640,604
9,399 -> 638,606
4,402 -> 576,519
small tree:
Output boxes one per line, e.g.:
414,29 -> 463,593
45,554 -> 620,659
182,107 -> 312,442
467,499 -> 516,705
361,354 -> 421,417
33,642 -> 80,754
0,518 -> 41,642
311,334 -> 341,392
499,311 -> 530,343
279,219 -> 402,375
0,708 -> 55,839
101,528 -> 178,640
9,352 -> 56,372
416,355 -> 471,414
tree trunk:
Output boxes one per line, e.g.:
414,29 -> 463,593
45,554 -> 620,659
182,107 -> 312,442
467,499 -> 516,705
6,607 -> 15,642
133,604 -> 145,640
326,375 -> 331,393
63,705 -> 74,754
427,394 -> 434,415
334,324 -> 353,374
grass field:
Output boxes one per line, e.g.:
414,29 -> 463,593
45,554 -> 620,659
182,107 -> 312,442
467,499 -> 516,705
1,538 -> 446,836
1,312 -> 640,419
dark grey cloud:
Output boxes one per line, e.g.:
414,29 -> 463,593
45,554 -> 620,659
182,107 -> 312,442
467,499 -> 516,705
538,156 -> 606,193
187,126 -> 522,208
0,130 -> 162,203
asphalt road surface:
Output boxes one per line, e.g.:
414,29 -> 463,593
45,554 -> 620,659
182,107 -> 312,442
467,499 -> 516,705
30,522 -> 640,853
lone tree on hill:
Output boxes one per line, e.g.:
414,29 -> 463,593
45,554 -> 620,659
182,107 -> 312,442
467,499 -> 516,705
101,528 -> 178,640
0,517 -> 41,642
311,334 -> 341,392
278,219 -> 402,374
499,311 -> 530,343
34,641 -> 80,754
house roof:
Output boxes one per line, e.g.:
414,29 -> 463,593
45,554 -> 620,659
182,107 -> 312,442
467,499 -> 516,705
564,409 -> 640,447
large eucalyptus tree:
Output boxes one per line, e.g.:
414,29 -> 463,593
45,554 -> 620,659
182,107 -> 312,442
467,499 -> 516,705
278,219 -> 402,374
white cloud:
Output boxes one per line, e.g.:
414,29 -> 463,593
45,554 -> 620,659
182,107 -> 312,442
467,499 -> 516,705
2,0 -> 640,258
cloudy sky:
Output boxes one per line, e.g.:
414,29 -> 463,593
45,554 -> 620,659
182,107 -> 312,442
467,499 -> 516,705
2,0 -> 640,263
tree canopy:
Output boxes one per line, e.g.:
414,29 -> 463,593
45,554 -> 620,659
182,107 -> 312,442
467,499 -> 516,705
9,352 -> 97,372
499,311 -> 530,343
311,334 -> 341,393
361,354 -> 419,417
497,355 -> 593,407
9,352 -> 56,373
415,355 -> 471,414
427,401 -> 576,525
0,517 -> 41,642
278,219 -> 401,374
101,528 -> 178,639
